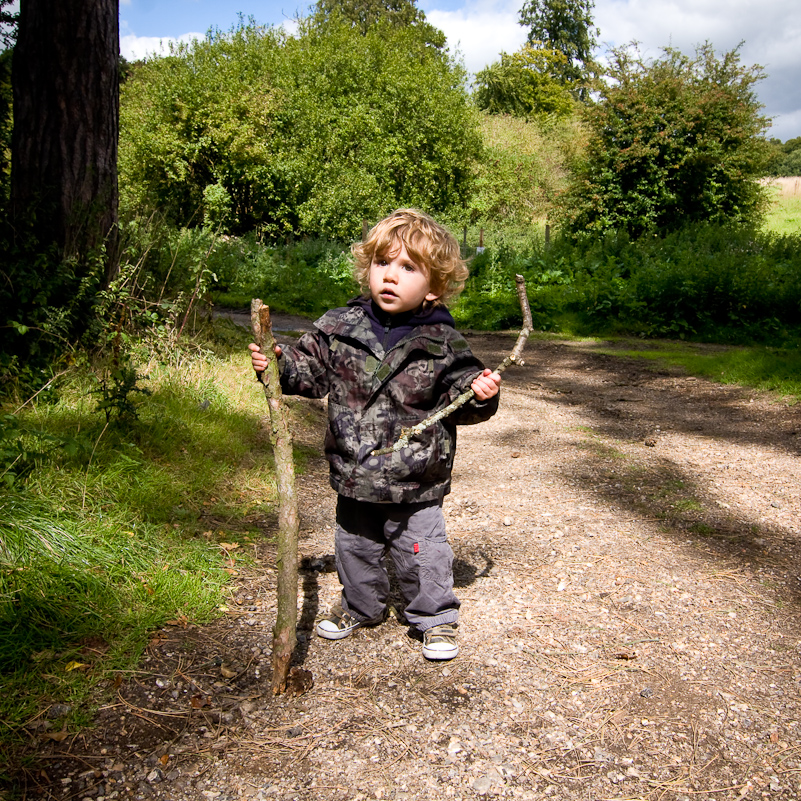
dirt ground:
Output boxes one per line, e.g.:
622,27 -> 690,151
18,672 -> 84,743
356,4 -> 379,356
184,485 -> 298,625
13,329 -> 801,801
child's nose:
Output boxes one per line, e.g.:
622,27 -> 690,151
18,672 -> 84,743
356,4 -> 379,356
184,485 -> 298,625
384,265 -> 399,282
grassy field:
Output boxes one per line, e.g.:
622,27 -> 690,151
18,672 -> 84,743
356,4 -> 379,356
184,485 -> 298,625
763,176 -> 801,235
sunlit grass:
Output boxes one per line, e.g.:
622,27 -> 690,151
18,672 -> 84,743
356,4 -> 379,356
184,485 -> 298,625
0,322 -> 287,762
591,339 -> 801,402
763,179 -> 801,236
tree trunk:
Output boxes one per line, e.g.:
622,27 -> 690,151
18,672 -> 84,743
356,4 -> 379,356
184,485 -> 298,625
11,0 -> 119,279
250,300 -> 299,695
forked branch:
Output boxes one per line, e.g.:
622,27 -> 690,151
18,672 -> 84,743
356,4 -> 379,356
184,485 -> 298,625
371,274 -> 533,457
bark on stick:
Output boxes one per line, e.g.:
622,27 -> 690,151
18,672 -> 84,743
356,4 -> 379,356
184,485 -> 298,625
372,275 -> 533,457
251,299 -> 299,695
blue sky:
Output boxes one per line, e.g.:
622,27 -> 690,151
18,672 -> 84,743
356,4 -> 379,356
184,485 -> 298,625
117,0 -> 797,142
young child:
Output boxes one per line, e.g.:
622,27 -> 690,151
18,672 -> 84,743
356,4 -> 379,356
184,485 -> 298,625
249,209 -> 501,660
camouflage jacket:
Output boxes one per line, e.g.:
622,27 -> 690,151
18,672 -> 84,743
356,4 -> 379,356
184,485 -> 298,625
278,304 -> 499,503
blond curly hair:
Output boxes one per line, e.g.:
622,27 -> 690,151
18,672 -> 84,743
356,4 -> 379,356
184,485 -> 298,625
351,209 -> 468,306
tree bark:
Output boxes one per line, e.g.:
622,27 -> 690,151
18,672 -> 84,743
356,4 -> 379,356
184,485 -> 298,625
11,0 -> 119,278
251,299 -> 299,695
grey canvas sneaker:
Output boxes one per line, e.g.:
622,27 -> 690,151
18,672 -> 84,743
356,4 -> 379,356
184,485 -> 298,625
315,605 -> 365,640
422,624 -> 458,660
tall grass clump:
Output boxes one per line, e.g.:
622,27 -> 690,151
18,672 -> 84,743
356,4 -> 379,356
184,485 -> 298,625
0,323 -> 282,765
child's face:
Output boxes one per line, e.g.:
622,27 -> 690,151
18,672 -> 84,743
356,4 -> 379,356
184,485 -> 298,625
368,240 -> 440,315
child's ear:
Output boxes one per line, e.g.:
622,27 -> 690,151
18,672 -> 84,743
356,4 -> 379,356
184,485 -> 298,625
425,290 -> 441,302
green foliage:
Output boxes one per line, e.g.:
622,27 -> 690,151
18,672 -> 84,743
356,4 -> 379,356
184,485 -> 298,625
119,17 -> 480,241
561,43 -> 771,240
212,235 -> 359,316
119,22 -> 285,235
466,112 -> 585,228
451,223 -> 801,346
94,361 -> 151,425
313,0 -> 445,47
765,137 -> 801,177
473,45 -> 575,120
452,233 -> 577,330
0,228 -> 109,370
518,0 -> 598,89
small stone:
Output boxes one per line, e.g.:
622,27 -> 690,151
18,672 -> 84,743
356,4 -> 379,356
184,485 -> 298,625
640,687 -> 654,698
771,502 -> 781,509
511,451 -> 521,458
503,517 -> 513,526
48,704 -> 72,719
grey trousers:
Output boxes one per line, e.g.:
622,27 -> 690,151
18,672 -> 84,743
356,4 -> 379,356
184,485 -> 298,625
334,496 -> 460,632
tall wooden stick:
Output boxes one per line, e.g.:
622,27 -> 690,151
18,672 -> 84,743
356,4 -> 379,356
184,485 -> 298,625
250,299 -> 299,695
372,275 -> 533,457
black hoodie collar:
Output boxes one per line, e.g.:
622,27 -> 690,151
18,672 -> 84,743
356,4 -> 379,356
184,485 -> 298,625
347,296 -> 455,352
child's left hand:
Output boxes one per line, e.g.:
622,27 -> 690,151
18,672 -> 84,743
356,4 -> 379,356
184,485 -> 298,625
471,368 -> 501,401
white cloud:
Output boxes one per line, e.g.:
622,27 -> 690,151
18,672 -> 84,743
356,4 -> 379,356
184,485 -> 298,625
422,0 -> 801,140
593,0 -> 801,139
427,5 -> 526,75
120,32 -> 205,61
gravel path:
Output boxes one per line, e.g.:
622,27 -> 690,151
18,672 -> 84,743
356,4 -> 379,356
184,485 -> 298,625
20,333 -> 801,801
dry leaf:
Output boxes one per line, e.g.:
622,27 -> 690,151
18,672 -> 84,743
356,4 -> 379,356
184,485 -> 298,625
219,542 -> 240,552
190,694 -> 209,709
159,754 -> 170,766
42,731 -> 69,742
220,665 -> 238,679
166,615 -> 188,627
614,650 -> 638,660
770,731 -> 779,743
65,660 -> 88,672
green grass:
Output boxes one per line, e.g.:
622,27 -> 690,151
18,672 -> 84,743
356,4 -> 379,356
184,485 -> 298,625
763,179 -> 801,236
592,339 -> 801,402
0,322 -> 285,769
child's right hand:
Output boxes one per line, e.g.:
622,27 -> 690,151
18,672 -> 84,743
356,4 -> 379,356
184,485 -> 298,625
248,342 -> 281,374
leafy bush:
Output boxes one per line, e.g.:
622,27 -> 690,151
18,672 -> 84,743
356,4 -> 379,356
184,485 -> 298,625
119,16 -> 481,240
473,45 -> 575,120
452,223 -> 801,345
465,112 -> 585,229
561,43 -> 771,240
211,235 -> 359,316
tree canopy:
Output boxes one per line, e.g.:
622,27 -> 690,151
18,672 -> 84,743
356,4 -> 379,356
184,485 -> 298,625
313,0 -> 445,47
518,0 -> 598,89
473,44 -> 574,120
560,43 -> 771,240
119,17 -> 480,240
